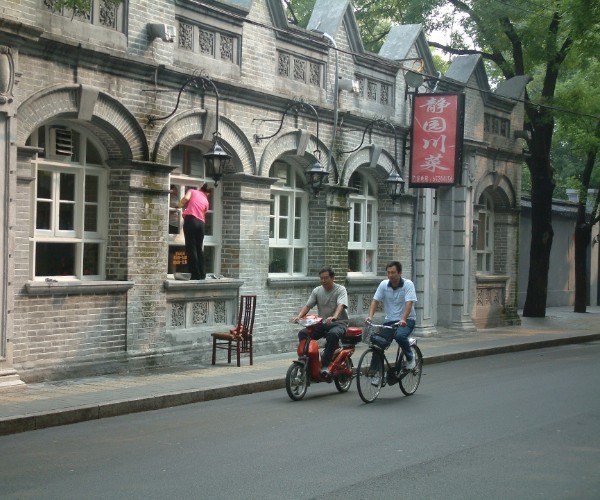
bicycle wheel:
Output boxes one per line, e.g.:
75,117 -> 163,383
286,363 -> 308,401
334,357 -> 354,393
356,348 -> 384,403
399,345 -> 423,396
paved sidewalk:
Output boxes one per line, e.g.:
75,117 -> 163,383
1,306 -> 599,436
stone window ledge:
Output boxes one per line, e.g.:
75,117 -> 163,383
164,278 -> 243,300
345,275 -> 382,286
25,280 -> 134,296
164,278 -> 243,291
475,274 -> 509,285
267,276 -> 318,288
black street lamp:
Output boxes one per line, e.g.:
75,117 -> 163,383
147,74 -> 231,186
384,171 -> 406,203
305,156 -> 329,196
203,137 -> 231,187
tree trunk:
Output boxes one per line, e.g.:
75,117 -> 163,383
523,172 -> 554,317
573,208 -> 591,313
522,100 -> 558,318
573,137 -> 599,313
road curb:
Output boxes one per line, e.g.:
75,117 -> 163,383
423,333 -> 600,365
1,333 -> 598,437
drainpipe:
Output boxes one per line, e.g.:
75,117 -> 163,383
322,32 -> 339,184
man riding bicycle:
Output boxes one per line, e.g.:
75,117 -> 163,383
365,261 -> 417,382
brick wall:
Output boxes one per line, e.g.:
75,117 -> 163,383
1,0 -> 524,379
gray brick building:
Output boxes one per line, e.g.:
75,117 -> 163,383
0,0 -> 525,386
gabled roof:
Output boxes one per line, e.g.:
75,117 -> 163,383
442,54 -> 519,112
307,0 -> 350,36
444,54 -> 489,91
379,24 -> 436,77
307,0 -> 364,53
495,75 -> 531,100
379,24 -> 421,59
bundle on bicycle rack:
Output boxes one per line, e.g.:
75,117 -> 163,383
364,323 -> 394,349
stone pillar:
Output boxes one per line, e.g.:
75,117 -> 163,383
221,172 -> 277,288
415,189 -> 439,336
324,186 -> 352,278
122,161 -> 172,354
0,45 -> 24,389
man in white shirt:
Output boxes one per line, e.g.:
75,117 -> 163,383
366,261 -> 417,370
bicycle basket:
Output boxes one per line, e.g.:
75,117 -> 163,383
369,325 -> 395,349
361,324 -> 376,344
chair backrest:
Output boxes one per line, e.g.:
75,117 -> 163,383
236,295 -> 257,341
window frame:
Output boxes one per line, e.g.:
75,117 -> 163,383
176,19 -> 241,66
347,171 -> 378,275
476,192 -> 494,273
29,125 -> 108,281
268,163 -> 309,276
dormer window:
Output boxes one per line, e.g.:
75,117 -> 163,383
356,75 -> 393,107
277,51 -> 323,87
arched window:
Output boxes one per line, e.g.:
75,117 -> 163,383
268,161 -> 308,275
476,191 -> 494,273
27,124 -> 108,279
348,171 -> 377,274
168,143 -> 221,276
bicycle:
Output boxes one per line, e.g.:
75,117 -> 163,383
356,321 -> 423,403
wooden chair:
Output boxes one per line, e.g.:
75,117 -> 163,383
211,295 -> 257,367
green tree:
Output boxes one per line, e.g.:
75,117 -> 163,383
405,0 -> 600,317
554,55 -> 600,312
282,0 -> 316,26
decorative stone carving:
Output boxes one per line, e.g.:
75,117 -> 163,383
0,46 -> 15,105
199,30 -> 214,55
309,62 -> 320,86
99,0 -> 118,29
278,53 -> 290,77
179,22 -> 194,50
293,59 -> 306,82
220,35 -> 233,62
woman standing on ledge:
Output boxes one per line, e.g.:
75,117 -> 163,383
179,184 -> 210,280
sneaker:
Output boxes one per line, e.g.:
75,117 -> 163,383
371,374 -> 381,386
405,353 -> 416,370
320,367 -> 330,378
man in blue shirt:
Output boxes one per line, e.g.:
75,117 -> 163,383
366,261 -> 417,372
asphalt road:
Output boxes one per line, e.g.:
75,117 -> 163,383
1,342 -> 599,499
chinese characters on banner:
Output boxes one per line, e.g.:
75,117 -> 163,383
409,93 -> 465,188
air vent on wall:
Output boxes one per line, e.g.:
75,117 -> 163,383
51,127 -> 73,157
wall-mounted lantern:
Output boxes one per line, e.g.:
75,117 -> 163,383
340,119 -> 406,204
147,74 -> 231,186
254,100 -> 327,197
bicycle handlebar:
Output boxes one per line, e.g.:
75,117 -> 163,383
365,320 -> 399,329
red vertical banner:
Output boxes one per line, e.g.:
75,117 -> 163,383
409,93 -> 465,188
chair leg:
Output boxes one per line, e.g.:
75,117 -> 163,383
250,342 -> 253,366
236,340 -> 241,367
227,340 -> 232,364
212,337 -> 216,365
